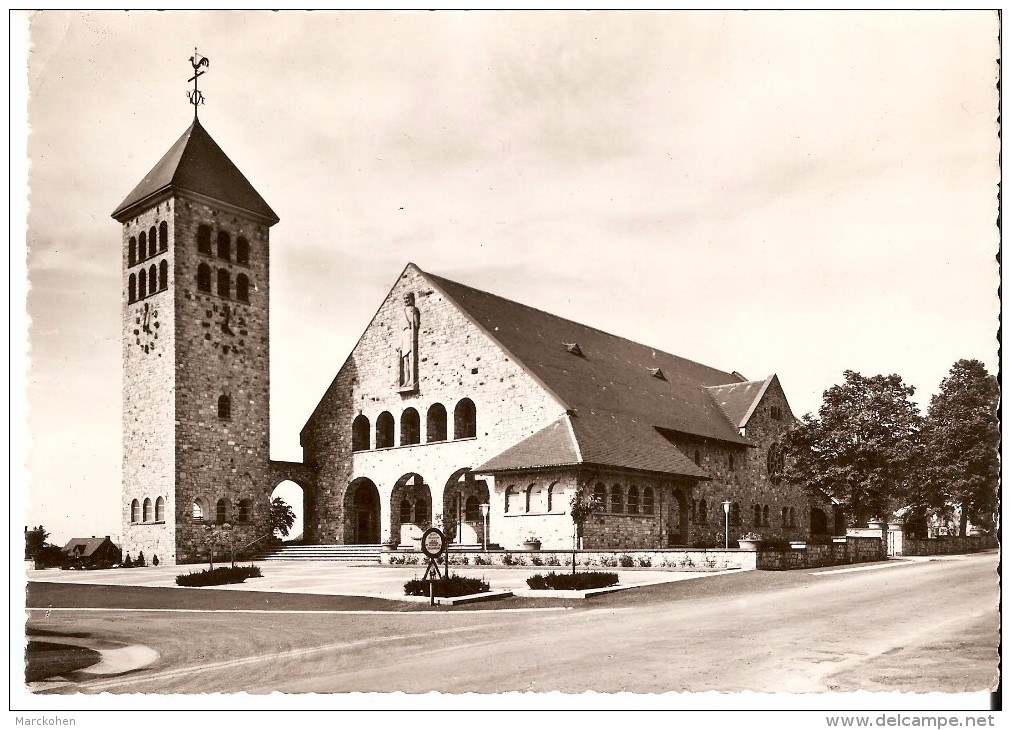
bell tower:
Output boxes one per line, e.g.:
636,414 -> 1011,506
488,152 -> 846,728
112,54 -> 279,564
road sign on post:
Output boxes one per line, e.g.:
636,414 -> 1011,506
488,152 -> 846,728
420,527 -> 447,605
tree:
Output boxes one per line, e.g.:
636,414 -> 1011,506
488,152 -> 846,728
24,525 -> 49,561
569,484 -> 603,575
270,496 -> 297,539
783,370 -> 922,526
920,359 -> 998,535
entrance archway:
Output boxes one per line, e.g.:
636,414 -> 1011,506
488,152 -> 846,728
344,478 -> 381,544
443,468 -> 490,545
665,487 -> 690,547
810,507 -> 829,536
390,473 -> 432,548
271,480 -> 305,542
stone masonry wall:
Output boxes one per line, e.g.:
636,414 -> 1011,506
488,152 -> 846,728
121,199 -> 176,564
172,195 -> 276,564
302,264 -> 564,547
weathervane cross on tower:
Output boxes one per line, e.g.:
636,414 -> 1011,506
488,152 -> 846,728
187,48 -> 210,118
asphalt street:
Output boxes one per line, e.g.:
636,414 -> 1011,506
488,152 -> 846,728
25,553 -> 998,695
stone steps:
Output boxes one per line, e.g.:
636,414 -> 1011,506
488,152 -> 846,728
258,544 -> 382,562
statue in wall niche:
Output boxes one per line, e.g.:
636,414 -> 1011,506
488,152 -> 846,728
398,292 -> 420,389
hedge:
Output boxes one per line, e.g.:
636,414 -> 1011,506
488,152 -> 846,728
526,571 -> 619,590
176,565 -> 262,587
404,575 -> 490,597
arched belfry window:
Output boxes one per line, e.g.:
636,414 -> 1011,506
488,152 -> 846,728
128,274 -> 137,303
130,499 -> 140,523
351,415 -> 370,452
376,412 -> 395,449
128,237 -> 137,266
155,496 -> 166,522
237,237 -> 250,265
138,231 -> 147,261
197,263 -> 211,293
138,268 -> 147,299
216,499 -> 229,524
159,260 -> 168,291
149,264 -> 157,293
143,497 -> 153,522
159,221 -> 168,252
236,274 -> 250,302
454,398 -> 476,440
217,269 -> 230,298
197,225 -> 212,255
400,408 -> 420,445
217,231 -> 231,261
217,394 -> 231,420
426,403 -> 447,442
193,499 -> 206,520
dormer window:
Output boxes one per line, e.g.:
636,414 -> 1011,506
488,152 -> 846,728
564,343 -> 584,357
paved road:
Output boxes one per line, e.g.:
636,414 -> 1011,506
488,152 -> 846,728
26,553 -> 998,694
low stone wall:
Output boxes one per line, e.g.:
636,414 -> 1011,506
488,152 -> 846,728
381,548 -> 757,571
901,535 -> 997,556
756,536 -> 884,571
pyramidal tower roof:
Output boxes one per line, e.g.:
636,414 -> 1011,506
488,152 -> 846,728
111,118 -> 279,225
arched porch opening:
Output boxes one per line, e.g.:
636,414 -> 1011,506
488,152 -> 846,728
664,485 -> 690,547
810,507 -> 829,536
270,480 -> 305,542
344,477 -> 381,544
390,473 -> 431,548
442,468 -> 491,546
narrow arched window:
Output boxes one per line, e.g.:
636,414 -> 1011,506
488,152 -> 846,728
217,394 -> 231,420
699,499 -> 708,524
465,496 -> 480,521
400,499 -> 413,523
643,487 -> 655,515
217,269 -> 230,298
131,499 -> 140,523
547,482 -> 556,512
149,226 -> 157,255
426,403 -> 447,442
351,415 -> 370,451
627,485 -> 639,514
197,224 -> 212,254
400,408 -> 420,445
376,411 -> 394,448
142,497 -> 153,522
610,484 -> 624,514
217,231 -> 231,260
138,231 -> 147,261
149,264 -> 157,293
454,398 -> 476,439
237,237 -> 250,265
128,273 -> 136,303
236,274 -> 250,302
525,485 -> 535,513
155,496 -> 165,522
193,499 -> 205,520
216,499 -> 229,524
197,263 -> 211,292
159,260 -> 168,291
593,482 -> 607,510
505,486 -> 517,514
129,237 -> 137,266
238,499 -> 252,523
753,504 -> 762,526
414,498 -> 429,525
138,268 -> 147,299
159,221 -> 168,252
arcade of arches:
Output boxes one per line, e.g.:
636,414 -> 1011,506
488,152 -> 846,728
343,468 -> 491,546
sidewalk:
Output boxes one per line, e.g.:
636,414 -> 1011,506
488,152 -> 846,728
26,562 -> 732,601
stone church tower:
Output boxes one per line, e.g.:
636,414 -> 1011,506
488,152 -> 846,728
112,117 -> 280,564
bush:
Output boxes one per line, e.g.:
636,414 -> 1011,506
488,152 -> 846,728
600,555 -> 618,568
473,555 -> 490,566
531,555 -> 543,566
545,554 -> 560,566
136,551 -> 146,568
636,556 -> 652,568
176,565 -> 262,587
502,552 -> 526,566
526,571 -> 619,591
403,575 -> 490,597
618,554 -> 635,568
123,553 -> 133,568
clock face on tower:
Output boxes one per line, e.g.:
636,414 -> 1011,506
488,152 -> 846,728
133,302 -> 160,354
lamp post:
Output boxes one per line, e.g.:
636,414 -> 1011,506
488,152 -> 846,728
722,501 -> 732,550
479,503 -> 489,551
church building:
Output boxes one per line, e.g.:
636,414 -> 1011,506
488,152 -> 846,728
113,111 -> 834,565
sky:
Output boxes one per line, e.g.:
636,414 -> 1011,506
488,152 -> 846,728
15,11 -> 999,546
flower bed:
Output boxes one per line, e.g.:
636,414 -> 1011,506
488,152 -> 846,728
175,565 -> 262,587
403,575 -> 490,597
526,571 -> 619,591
